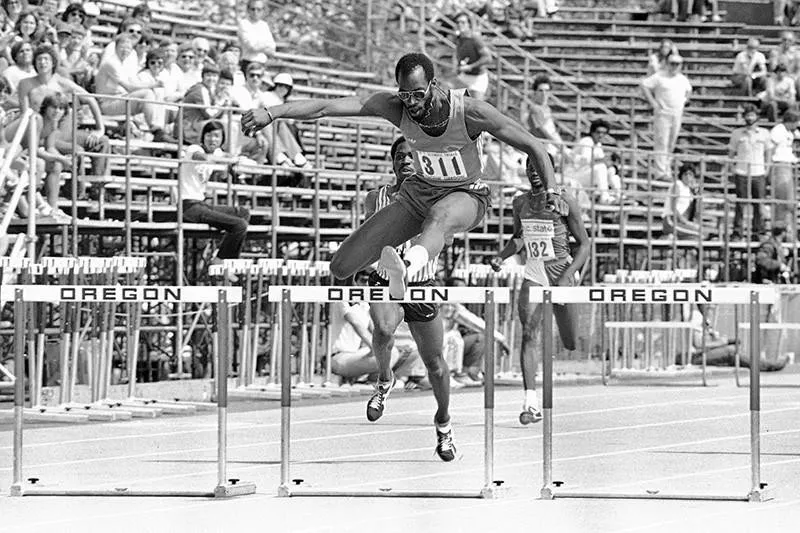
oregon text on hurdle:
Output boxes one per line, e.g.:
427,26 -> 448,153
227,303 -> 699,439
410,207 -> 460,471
326,287 -> 451,302
588,288 -> 713,303
59,287 -> 183,301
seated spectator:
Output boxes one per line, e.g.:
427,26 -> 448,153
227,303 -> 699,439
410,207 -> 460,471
16,44 -> 109,192
731,38 -> 767,96
761,64 -> 796,122
687,304 -> 787,371
130,2 -> 151,26
769,31 -> 800,79
177,63 -> 225,145
192,37 -> 215,70
753,223 -> 793,284
230,61 -> 269,162
238,0 -> 275,73
34,92 -> 72,218
35,0 -> 58,34
58,22 -> 92,89
261,73 -> 310,168
526,74 -> 566,160
329,270 -> 425,384
14,9 -> 43,44
79,2 -> 100,57
3,41 -> 35,100
101,17 -> 144,74
648,39 -> 679,75
95,34 -> 172,142
180,120 -> 250,262
775,0 -> 800,26
566,119 -> 621,205
2,0 -> 25,29
157,39 -> 185,102
175,42 -> 201,94
218,50 -> 245,87
454,11 -> 491,100
662,162 -> 704,239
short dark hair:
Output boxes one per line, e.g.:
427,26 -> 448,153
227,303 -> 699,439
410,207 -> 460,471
772,222 -> 787,236
390,136 -> 407,160
145,49 -> 165,64
742,103 -> 759,116
201,120 -> 225,145
39,92 -> 67,114
32,44 -> 59,73
677,162 -> 697,180
589,118 -> 611,135
131,3 -> 151,19
532,74 -> 551,91
783,109 -> 799,123
395,53 -> 435,83
10,41 -> 30,62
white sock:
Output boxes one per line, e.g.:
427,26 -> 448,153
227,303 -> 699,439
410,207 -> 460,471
524,389 -> 538,410
404,245 -> 429,278
435,421 -> 452,433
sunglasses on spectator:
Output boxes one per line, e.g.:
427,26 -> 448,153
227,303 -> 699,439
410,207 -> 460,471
128,28 -> 142,35
397,80 -> 431,102
195,48 -> 209,54
149,59 -> 164,64
248,72 -> 263,79
180,53 -> 195,59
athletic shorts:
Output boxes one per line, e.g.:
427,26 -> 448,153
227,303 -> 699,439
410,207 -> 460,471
368,271 -> 439,323
524,257 -> 576,287
395,174 -> 491,229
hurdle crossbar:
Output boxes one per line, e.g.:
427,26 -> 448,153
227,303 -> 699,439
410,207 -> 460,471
534,286 -> 776,502
9,285 -> 254,498
268,286 -> 508,499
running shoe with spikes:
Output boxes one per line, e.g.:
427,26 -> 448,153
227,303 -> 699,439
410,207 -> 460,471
435,425 -> 457,462
366,375 -> 396,422
519,406 -> 543,425
378,246 -> 407,299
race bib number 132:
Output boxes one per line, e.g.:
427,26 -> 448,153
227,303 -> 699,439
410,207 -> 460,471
415,150 -> 467,180
521,219 -> 556,260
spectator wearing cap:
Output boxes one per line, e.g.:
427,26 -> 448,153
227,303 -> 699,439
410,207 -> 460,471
769,110 -> 800,231
728,103 -> 771,240
732,38 -> 767,96
641,53 -> 692,179
3,41 -> 35,99
237,0 -> 275,74
95,34 -> 173,142
177,63 -> 224,145
261,72 -> 310,168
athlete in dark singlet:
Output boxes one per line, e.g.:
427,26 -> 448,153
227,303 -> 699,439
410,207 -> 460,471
241,52 -> 554,298
363,137 -> 455,461
490,158 -> 590,425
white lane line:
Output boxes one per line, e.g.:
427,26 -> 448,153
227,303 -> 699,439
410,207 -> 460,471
82,407 -> 800,490
0,386 -> 725,450
0,393 -> 756,473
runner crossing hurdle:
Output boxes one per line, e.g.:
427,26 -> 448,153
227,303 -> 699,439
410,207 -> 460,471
533,284 -> 779,502
267,285 -> 510,498
2,284 -> 255,498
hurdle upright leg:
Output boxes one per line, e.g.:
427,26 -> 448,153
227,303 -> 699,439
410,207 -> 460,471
10,290 -> 25,496
278,289 -> 292,497
747,291 -> 769,501
480,290 -> 500,498
540,290 -> 555,499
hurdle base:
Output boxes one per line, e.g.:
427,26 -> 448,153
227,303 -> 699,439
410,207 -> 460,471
542,486 -> 766,502
213,481 -> 257,498
277,487 -> 488,498
748,484 -> 774,502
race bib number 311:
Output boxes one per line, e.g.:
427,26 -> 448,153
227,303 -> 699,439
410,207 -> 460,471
521,219 -> 556,260
415,150 -> 467,181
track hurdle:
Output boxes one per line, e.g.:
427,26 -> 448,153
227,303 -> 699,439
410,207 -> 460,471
3,284 -> 255,498
268,284 -> 510,498
534,285 -> 778,502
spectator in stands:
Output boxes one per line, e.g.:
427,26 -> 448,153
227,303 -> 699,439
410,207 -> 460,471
454,11 -> 491,100
532,0 -> 559,19
754,223 -> 793,283
688,304 -> 787,370
662,162 -> 703,239
731,38 -> 767,96
260,72 -> 310,168
230,61 -> 269,162
36,0 -> 58,33
95,33 -> 173,143
761,64 -> 796,121
526,74 -> 565,160
130,2 -> 151,25
774,0 -> 800,26
101,17 -> 144,78
3,41 -> 35,99
58,22 -> 92,89
329,269 -> 426,385
176,42 -> 201,93
218,50 -> 245,87
728,103 -> 771,240
192,37 -> 215,71
178,63 -> 225,145
13,9 -> 42,43
641,53 -> 692,180
238,0 -> 276,73
2,0 -> 25,29
34,92 -> 72,217
61,2 -> 86,29
647,39 -> 679,75
769,110 -> 799,232
157,39 -> 185,101
181,120 -> 250,261
567,118 -> 621,205
769,31 -> 800,78
79,2 -> 100,53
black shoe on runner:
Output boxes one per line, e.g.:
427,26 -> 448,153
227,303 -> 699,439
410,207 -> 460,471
366,375 -> 396,422
435,425 -> 457,462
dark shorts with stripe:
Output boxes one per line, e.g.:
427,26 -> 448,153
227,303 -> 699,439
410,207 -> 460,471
395,174 -> 491,229
368,271 -> 439,323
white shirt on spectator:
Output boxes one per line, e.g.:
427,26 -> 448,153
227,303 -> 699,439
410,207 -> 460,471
642,71 -> 692,115
3,65 -> 35,95
732,50 -> 767,77
729,125 -> 771,177
178,67 -> 201,95
330,302 -> 369,353
231,84 -> 267,109
770,123 -> 798,163
179,144 -> 224,202
662,178 -> 694,218
238,19 -> 276,62
102,42 -> 139,79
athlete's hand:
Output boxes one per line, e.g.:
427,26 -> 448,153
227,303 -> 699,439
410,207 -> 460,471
241,107 -> 274,137
489,256 -> 503,272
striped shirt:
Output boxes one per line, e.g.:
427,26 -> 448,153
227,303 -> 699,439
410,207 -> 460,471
373,185 -> 438,282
